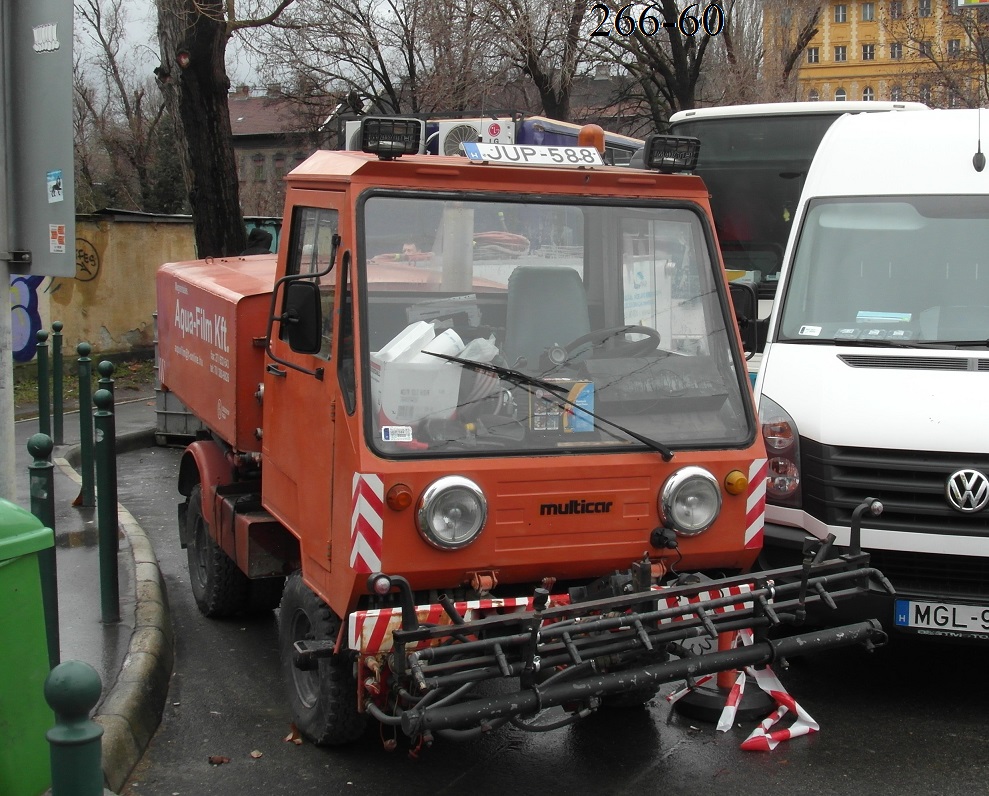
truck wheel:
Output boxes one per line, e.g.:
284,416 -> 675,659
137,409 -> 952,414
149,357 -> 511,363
278,572 -> 367,745
186,484 -> 249,618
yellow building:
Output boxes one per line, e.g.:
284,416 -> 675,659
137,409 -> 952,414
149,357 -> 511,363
793,0 -> 986,106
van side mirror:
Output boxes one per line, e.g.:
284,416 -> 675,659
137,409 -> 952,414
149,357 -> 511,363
283,280 -> 322,355
728,281 -> 759,360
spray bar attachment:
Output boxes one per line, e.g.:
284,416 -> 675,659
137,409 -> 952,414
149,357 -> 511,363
351,534 -> 893,739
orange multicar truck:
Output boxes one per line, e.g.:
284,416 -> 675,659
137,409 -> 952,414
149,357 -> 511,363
156,118 -> 890,747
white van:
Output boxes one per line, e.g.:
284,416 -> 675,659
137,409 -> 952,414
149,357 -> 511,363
754,108 -> 989,640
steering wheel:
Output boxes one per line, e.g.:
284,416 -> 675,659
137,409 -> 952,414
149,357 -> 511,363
564,325 -> 661,359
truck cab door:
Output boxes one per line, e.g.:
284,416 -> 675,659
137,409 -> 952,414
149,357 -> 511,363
260,199 -> 345,567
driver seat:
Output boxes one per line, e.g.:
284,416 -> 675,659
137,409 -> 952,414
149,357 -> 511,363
502,266 -> 591,368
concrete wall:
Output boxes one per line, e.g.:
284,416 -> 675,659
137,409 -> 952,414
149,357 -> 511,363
11,212 -> 281,364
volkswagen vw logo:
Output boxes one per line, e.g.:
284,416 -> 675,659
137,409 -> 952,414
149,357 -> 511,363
945,469 -> 989,513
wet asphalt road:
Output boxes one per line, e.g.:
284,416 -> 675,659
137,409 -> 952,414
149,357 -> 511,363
117,444 -> 989,796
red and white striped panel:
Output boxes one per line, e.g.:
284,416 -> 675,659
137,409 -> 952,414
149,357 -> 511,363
350,474 -> 384,574
745,458 -> 768,549
656,582 -> 754,624
349,596 -> 542,653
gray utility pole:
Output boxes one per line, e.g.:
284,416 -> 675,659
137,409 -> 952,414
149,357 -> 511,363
1,0 -> 75,502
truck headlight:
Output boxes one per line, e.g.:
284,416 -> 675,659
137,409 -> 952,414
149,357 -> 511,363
417,476 -> 487,550
660,467 -> 722,536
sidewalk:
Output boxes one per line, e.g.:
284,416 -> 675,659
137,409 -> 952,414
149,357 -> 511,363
12,393 -> 172,795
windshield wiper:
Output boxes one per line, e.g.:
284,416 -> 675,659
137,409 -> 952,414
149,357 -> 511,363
425,352 -> 675,461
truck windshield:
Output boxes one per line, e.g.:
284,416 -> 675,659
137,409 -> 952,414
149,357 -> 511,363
779,195 -> 989,346
360,192 -> 752,457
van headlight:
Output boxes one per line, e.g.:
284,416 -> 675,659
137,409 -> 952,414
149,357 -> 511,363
417,476 -> 487,550
659,467 -> 722,536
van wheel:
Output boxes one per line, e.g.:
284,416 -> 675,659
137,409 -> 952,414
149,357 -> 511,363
186,484 -> 249,618
279,572 -> 367,745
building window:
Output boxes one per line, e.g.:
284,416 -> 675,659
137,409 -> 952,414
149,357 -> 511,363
863,86 -> 875,101
809,89 -> 820,101
863,44 -> 875,60
835,88 -> 847,101
919,41 -> 932,57
807,47 -> 820,63
862,2 -> 875,20
891,85 -> 903,101
890,42 -> 903,59
834,45 -> 847,62
889,0 -> 902,18
252,153 -> 265,181
920,85 -> 932,104
834,4 -> 847,22
274,152 -> 287,178
948,39 -> 961,57
918,0 -> 931,17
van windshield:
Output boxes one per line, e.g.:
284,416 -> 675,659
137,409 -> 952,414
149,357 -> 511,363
779,195 -> 989,345
360,191 -> 752,458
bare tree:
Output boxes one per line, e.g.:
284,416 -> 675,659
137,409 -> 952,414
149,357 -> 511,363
483,0 -> 592,121
762,0 -> 823,97
253,0 -> 505,118
74,0 -> 178,212
155,0 -> 296,257
591,0 -> 728,128
884,6 -> 989,107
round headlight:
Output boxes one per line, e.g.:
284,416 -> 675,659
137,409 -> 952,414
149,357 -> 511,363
660,467 -> 722,536
417,476 -> 487,550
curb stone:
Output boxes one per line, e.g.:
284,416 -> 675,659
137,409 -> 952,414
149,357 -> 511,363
54,426 -> 173,794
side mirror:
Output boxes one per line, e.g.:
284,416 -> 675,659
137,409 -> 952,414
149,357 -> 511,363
283,280 -> 322,355
728,280 -> 759,360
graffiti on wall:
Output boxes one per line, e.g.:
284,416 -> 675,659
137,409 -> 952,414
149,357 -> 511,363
9,274 -> 45,362
7,236 -> 101,362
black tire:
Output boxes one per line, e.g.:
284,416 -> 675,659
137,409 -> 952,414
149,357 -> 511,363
278,571 -> 367,745
186,484 -> 249,618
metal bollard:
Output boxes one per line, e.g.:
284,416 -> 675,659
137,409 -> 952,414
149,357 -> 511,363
75,343 -> 95,508
93,389 -> 119,624
97,360 -> 115,403
45,660 -> 105,796
28,432 -> 60,668
52,321 -> 64,445
36,330 -> 51,437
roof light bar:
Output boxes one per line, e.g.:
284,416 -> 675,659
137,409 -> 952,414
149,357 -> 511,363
360,117 -> 425,160
642,134 -> 701,174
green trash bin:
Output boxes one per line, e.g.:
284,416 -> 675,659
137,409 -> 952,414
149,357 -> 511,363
0,498 -> 55,796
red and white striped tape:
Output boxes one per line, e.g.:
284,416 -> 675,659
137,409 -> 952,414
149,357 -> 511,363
668,628 -> 818,751
350,473 -> 384,574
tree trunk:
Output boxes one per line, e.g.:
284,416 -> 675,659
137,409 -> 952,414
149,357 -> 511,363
157,0 -> 245,257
